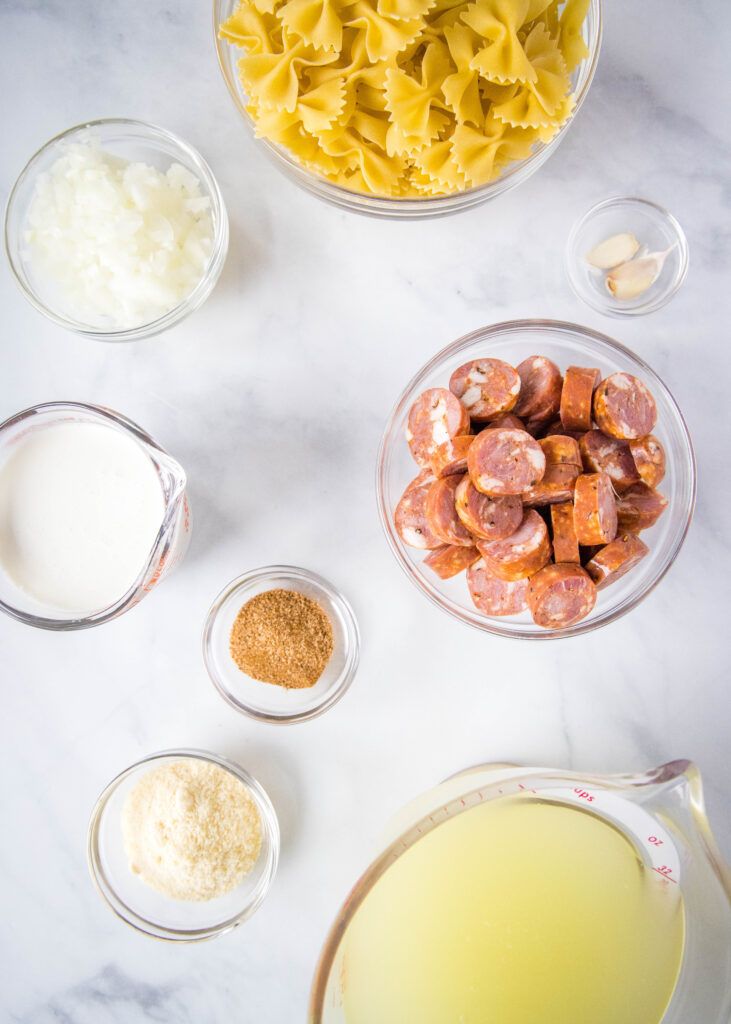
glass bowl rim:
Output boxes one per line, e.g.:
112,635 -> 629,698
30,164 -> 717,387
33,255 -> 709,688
4,117 -> 229,341
375,318 -> 697,640
202,564 -> 361,723
212,0 -> 603,218
87,747 -> 280,942
565,195 -> 690,318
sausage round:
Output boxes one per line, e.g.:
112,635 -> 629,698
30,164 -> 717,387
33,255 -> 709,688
394,471 -> 442,549
539,417 -> 584,441
593,372 -> 657,440
430,434 -> 474,478
477,509 -> 552,581
527,564 -> 597,628
616,482 -> 668,532
467,427 -> 546,496
560,366 -> 601,432
488,412 -> 525,430
522,463 -> 580,507
455,476 -> 523,541
424,544 -> 481,580
449,359 -> 521,421
585,534 -> 649,590
514,355 -> 563,423
629,434 -> 666,488
406,388 -> 471,467
425,475 -> 475,547
579,430 -> 640,492
573,472 -> 618,545
541,434 -> 582,467
467,558 -> 529,616
550,502 -> 580,563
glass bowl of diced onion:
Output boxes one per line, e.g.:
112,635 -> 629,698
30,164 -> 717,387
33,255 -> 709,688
376,320 -> 696,639
4,119 -> 229,341
213,0 -> 602,218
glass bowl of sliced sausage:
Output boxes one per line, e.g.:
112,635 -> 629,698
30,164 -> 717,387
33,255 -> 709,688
376,320 -> 696,639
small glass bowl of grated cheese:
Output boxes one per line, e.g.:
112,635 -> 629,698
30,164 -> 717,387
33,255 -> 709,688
5,119 -> 228,341
87,749 -> 279,941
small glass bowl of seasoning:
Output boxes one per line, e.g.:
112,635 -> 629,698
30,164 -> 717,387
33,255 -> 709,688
87,749 -> 279,941
4,119 -> 229,342
203,565 -> 360,724
566,197 -> 689,317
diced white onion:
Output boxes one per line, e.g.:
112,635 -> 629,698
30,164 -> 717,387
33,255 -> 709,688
24,141 -> 215,329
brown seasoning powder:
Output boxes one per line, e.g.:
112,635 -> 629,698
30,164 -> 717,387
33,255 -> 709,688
229,589 -> 334,689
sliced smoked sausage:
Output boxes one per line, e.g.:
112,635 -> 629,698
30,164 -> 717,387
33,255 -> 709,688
579,430 -> 640,492
540,434 -> 582,468
425,475 -> 475,547
477,509 -> 552,581
514,355 -> 563,423
430,434 -> 474,478
455,476 -> 523,541
487,412 -> 525,430
585,534 -> 649,589
593,373 -> 657,440
406,388 -> 470,468
467,558 -> 529,616
522,464 -> 580,506
527,564 -> 597,628
550,502 -> 580,563
616,482 -> 668,532
449,359 -> 521,421
629,434 -> 666,488
467,427 -> 546,496
560,366 -> 601,432
522,434 -> 581,506
573,472 -> 618,545
424,544 -> 481,580
394,471 -> 442,549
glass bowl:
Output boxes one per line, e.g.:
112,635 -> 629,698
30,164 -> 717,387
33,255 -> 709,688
87,749 -> 279,942
203,566 -> 360,723
0,401 -> 191,631
213,0 -> 602,219
376,320 -> 696,640
4,119 -> 229,341
566,197 -> 689,317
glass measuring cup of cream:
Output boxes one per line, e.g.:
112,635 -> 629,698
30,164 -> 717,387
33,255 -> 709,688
310,761 -> 731,1024
0,402 -> 190,629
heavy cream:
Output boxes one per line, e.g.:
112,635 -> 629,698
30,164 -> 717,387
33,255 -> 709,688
0,421 -> 165,615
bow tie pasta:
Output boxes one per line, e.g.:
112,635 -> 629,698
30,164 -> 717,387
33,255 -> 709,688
220,0 -> 590,197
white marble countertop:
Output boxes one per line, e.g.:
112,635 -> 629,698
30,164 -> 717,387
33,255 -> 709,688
1,1 -> 730,1021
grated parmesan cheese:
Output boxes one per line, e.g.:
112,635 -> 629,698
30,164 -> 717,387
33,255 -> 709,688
121,759 -> 262,901
24,141 -> 214,329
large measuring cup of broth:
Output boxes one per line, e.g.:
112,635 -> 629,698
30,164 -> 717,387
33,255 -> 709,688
310,761 -> 731,1024
0,402 -> 190,630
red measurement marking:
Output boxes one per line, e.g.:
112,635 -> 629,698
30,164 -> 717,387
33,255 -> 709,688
518,783 -> 526,790
648,836 -> 663,846
652,866 -> 677,884
573,788 -> 595,803
498,788 -> 503,794
460,799 -> 466,807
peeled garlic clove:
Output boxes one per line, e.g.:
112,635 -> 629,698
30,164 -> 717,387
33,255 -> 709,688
605,250 -> 669,300
586,233 -> 641,270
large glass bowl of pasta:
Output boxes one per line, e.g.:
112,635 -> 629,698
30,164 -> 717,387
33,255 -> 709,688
376,320 -> 696,639
214,0 -> 602,218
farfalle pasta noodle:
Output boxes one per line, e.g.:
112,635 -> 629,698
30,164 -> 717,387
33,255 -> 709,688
219,0 -> 590,197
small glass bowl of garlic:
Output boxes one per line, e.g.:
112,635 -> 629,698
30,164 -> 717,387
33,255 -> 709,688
4,119 -> 229,342
566,197 -> 688,317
